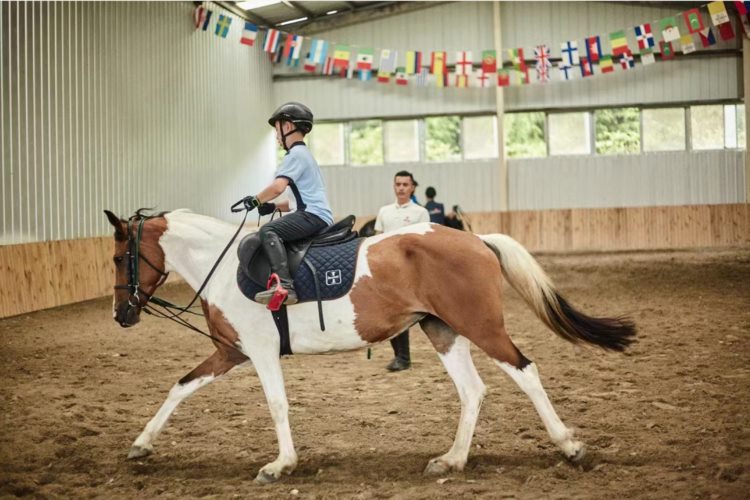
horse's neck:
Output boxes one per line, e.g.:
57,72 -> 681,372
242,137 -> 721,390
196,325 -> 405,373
160,211 -> 241,292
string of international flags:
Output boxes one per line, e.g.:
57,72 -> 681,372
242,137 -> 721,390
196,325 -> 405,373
194,1 -> 749,88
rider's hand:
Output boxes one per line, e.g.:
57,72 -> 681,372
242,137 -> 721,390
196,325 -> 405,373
258,202 -> 277,216
242,195 -> 261,211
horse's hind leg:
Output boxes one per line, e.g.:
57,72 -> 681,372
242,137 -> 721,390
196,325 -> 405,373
494,358 -> 585,461
127,350 -> 242,459
420,316 -> 486,475
471,326 -> 585,462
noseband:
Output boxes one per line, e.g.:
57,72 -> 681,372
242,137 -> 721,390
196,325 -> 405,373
114,215 -> 170,310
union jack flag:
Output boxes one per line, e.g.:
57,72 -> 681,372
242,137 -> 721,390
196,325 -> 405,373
534,44 -> 552,69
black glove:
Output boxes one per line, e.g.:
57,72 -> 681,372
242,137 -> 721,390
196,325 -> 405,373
258,202 -> 276,216
242,195 -> 261,211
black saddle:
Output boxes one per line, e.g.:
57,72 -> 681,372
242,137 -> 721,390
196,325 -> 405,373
237,215 -> 358,291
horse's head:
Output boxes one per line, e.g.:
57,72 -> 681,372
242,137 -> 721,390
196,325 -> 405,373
104,209 -> 169,327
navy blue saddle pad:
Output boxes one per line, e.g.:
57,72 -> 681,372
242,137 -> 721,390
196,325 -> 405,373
237,236 -> 364,304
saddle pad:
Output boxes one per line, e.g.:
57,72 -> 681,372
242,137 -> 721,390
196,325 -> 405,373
237,237 -> 364,304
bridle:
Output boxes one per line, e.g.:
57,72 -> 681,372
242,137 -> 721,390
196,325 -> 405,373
113,215 -> 170,311
112,209 -> 252,354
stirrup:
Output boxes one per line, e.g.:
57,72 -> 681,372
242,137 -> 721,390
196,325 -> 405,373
257,273 -> 297,311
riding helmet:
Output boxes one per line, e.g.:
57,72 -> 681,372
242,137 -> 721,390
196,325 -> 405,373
268,102 -> 314,134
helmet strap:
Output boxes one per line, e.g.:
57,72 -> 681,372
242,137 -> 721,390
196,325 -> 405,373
279,121 -> 300,152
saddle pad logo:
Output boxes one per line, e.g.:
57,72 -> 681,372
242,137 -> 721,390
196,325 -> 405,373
325,269 -> 342,286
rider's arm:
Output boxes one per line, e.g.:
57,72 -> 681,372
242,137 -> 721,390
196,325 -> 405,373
255,177 -> 289,204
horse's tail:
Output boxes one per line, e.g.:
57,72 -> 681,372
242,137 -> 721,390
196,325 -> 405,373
479,233 -> 636,352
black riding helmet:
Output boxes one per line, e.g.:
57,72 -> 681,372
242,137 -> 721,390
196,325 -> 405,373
268,102 -> 314,134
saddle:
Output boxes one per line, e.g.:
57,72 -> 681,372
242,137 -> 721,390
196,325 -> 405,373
236,215 -> 364,355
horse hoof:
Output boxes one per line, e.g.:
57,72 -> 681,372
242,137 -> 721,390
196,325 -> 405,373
424,458 -> 451,476
254,469 -> 280,484
127,445 -> 153,460
566,443 -> 587,463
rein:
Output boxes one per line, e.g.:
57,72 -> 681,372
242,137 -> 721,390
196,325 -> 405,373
117,210 -> 252,354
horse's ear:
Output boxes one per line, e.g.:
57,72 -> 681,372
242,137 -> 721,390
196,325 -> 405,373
104,210 -> 127,240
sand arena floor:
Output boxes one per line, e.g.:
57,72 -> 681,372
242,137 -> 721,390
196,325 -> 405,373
1,249 -> 748,499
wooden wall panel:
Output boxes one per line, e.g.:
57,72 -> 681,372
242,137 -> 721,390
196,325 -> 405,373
469,204 -> 749,253
1,204 -> 748,319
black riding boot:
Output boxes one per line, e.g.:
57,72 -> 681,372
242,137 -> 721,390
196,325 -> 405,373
386,330 -> 411,371
254,232 -> 298,305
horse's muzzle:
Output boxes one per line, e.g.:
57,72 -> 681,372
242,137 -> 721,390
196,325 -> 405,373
115,302 -> 140,328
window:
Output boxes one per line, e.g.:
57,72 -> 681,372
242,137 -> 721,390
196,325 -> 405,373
463,116 -> 498,159
548,112 -> 591,155
504,112 -> 546,158
384,120 -> 419,162
738,104 -> 746,149
724,104 -> 745,149
691,105 -> 724,150
595,108 -> 640,154
642,108 -> 685,151
349,120 -> 383,165
426,116 -> 461,161
308,122 -> 344,165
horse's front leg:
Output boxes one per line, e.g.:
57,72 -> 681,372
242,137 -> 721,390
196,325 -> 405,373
249,350 -> 298,484
128,350 -> 242,459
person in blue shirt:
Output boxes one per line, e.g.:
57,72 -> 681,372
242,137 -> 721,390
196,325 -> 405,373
424,186 -> 446,225
241,102 -> 333,305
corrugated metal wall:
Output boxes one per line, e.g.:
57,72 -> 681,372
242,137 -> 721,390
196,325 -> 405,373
1,1 -> 275,245
323,159 -> 499,217
509,150 -> 746,210
273,1 -> 745,214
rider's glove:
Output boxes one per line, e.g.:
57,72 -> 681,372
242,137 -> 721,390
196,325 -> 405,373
258,202 -> 277,216
242,195 -> 261,211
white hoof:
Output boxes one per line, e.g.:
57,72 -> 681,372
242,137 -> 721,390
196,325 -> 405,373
424,457 -> 463,475
254,469 -> 281,484
127,444 -> 153,460
563,441 -> 586,463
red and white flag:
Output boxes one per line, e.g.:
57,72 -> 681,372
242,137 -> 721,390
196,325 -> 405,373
264,29 -> 280,53
454,51 -> 473,76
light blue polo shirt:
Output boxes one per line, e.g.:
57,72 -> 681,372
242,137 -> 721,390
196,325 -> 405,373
276,142 -> 334,225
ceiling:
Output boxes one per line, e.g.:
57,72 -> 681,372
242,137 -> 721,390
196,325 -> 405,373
217,1 -> 405,34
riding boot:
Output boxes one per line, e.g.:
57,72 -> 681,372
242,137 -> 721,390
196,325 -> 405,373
254,232 -> 298,305
386,330 -> 411,371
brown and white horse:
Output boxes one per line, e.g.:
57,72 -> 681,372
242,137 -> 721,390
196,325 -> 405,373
104,208 -> 635,483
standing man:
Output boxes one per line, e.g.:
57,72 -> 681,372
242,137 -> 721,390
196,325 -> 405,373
424,186 -> 446,225
374,171 -> 430,372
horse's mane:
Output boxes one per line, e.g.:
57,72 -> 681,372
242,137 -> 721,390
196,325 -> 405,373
134,207 -> 170,219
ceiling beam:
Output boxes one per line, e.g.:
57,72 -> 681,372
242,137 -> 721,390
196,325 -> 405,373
296,1 -> 450,35
215,1 -> 274,27
286,1 -> 315,18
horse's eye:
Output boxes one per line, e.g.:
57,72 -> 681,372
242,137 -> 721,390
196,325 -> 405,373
114,256 -> 124,264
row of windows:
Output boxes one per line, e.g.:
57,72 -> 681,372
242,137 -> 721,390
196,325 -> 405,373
301,104 -> 745,166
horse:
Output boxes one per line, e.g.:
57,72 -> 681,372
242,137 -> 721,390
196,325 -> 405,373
103,208 -> 635,483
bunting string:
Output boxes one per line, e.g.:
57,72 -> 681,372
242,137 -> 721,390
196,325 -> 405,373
194,1 -> 747,88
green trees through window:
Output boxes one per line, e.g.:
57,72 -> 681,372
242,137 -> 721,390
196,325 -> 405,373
504,112 -> 545,158
349,120 -> 383,165
426,116 -> 461,161
595,108 -> 640,154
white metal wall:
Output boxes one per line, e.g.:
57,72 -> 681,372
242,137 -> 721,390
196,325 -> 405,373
1,1 -> 276,245
509,150 -> 746,210
323,159 -> 499,218
272,1 -> 745,214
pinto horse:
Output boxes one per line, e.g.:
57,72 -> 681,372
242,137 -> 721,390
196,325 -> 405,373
104,208 -> 635,483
